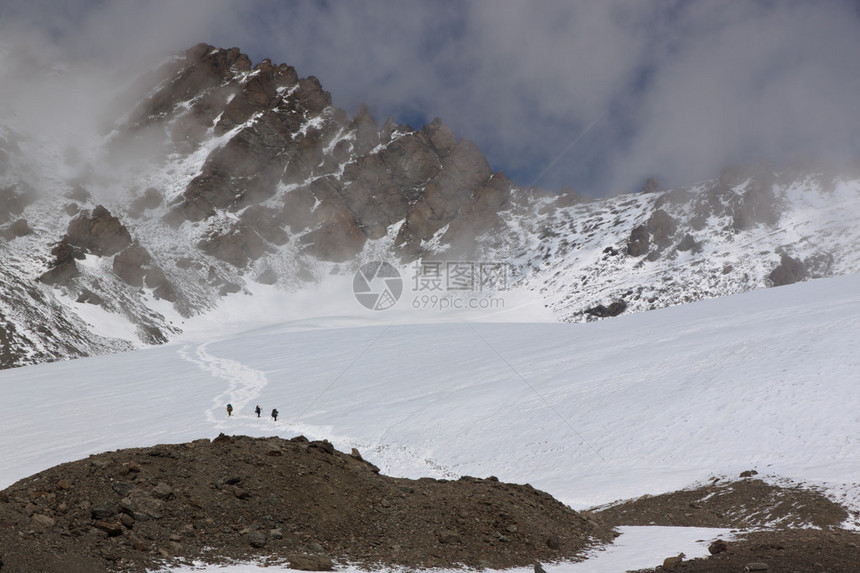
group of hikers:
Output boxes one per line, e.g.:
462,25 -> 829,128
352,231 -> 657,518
226,403 -> 278,421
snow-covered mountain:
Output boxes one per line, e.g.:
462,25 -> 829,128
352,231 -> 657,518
1,43 -> 859,369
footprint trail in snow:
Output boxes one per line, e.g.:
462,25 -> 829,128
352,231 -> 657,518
179,342 -> 268,426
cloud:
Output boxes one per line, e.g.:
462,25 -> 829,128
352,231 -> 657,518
2,0 -> 859,195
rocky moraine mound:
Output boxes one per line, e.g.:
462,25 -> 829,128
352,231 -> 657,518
0,434 -> 613,572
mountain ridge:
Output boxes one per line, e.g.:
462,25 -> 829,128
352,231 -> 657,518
0,43 -> 858,369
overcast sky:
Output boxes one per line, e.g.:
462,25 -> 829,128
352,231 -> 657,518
2,0 -> 860,196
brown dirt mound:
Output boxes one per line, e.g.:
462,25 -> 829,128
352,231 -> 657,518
0,434 -> 613,572
595,477 -> 860,573
628,529 -> 860,573
592,477 -> 851,529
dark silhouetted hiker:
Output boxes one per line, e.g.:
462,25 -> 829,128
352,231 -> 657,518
226,403 -> 233,416
271,408 -> 279,422
255,405 -> 261,418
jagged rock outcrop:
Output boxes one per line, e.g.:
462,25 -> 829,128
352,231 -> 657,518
769,253 -> 807,287
66,205 -> 132,257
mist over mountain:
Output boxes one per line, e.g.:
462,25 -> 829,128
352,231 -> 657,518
0,41 -> 859,369
3,1 -> 860,195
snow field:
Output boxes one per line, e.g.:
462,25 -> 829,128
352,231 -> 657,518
1,272 -> 858,571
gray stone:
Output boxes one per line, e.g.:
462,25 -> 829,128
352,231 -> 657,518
248,531 -> 267,548
91,503 -> 117,519
32,513 -> 55,527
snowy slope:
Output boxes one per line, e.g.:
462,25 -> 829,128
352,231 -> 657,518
1,272 -> 858,570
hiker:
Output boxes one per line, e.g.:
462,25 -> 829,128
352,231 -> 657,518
271,408 -> 279,422
226,403 -> 233,416
255,405 -> 261,418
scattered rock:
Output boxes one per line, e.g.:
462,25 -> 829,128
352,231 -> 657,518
745,563 -> 768,571
289,554 -> 334,571
709,538 -> 730,554
247,531 -> 267,548
112,482 -> 137,496
31,514 -> 55,528
92,520 -> 123,537
91,504 -> 117,519
662,552 -> 685,571
151,483 -> 173,500
438,530 -> 461,544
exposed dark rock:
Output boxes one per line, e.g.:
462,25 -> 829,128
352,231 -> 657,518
641,177 -> 662,194
255,269 -> 279,285
39,237 -> 85,285
646,209 -> 677,245
198,222 -> 267,267
144,266 -> 177,302
555,185 -> 585,208
76,289 -> 103,305
247,531 -> 266,548
239,205 -> 289,245
676,233 -> 701,253
289,554 -> 334,571
66,205 -> 133,256
112,244 -> 152,286
662,553 -> 685,570
423,117 -> 457,157
709,538 -> 730,554
351,104 -> 380,155
730,168 -> 780,230
769,254 -> 807,287
586,300 -> 627,318
300,209 -> 366,262
627,225 -> 650,257
3,218 -> 32,239
0,185 -> 35,224
129,188 -> 163,218
66,184 -> 91,203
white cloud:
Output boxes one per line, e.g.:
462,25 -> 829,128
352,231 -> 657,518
2,0 -> 859,195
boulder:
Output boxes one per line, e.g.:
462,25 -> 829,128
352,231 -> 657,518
769,254 -> 807,287
646,209 -> 677,245
66,205 -> 132,256
708,538 -> 729,554
39,237 -> 84,285
626,225 -> 649,257
676,233 -> 701,253
289,554 -> 334,571
248,531 -> 267,548
6,218 -> 32,238
112,244 -> 152,287
586,300 -> 627,318
662,552 -> 685,571
91,503 -> 118,519
31,514 -> 55,528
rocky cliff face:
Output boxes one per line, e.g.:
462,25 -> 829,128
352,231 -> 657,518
0,44 -> 858,369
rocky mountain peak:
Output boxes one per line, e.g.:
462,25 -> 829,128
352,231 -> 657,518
0,43 -> 858,369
